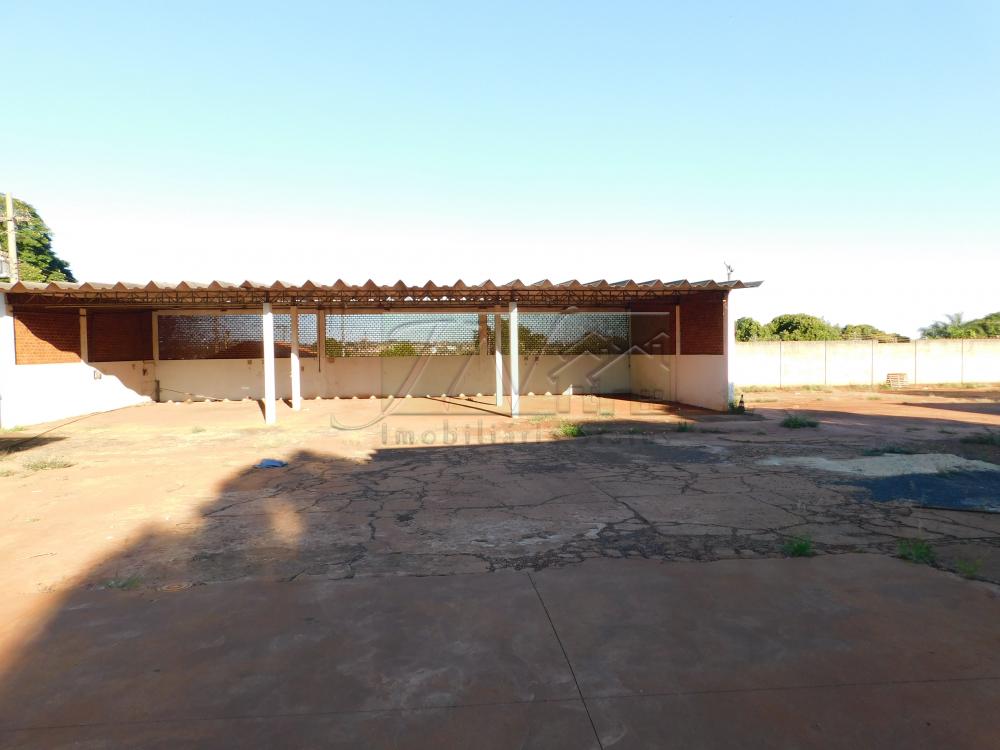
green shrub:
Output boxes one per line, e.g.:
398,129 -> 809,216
675,421 -> 695,432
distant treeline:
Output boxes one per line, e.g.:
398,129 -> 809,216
736,311 -> 1000,342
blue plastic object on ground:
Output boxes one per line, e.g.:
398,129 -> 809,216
255,458 -> 288,469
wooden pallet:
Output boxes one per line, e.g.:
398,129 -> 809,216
885,372 -> 909,389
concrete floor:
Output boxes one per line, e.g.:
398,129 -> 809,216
1,389 -> 999,747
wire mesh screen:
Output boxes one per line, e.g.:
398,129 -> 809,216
490,313 -> 630,355
158,313 -> 318,359
275,313 -> 318,357
324,313 -> 480,356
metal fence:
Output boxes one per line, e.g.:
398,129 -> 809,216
157,312 -> 631,359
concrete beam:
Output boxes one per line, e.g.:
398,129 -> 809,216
262,302 -> 276,424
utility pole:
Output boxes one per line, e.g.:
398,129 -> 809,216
724,261 -> 734,281
3,192 -> 17,282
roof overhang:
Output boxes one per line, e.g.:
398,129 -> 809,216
0,278 -> 762,312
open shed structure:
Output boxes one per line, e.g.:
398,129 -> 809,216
0,278 -> 760,428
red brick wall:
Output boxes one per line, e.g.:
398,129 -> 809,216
87,311 -> 153,362
13,311 -> 82,364
680,293 -> 725,355
629,310 -> 675,354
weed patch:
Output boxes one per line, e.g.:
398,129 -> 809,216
675,421 -> 696,433
955,558 -> 983,579
863,445 -> 915,456
104,576 -> 142,591
24,457 -> 74,472
780,414 -> 818,429
897,539 -> 935,565
961,431 -> 1000,447
782,536 -> 815,557
554,422 -> 584,438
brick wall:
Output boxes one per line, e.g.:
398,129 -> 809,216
14,311 -> 82,364
88,311 -> 153,362
629,309 -> 675,354
680,293 -> 725,355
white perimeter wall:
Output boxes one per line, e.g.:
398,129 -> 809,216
734,340 -> 1000,387
0,361 -> 154,429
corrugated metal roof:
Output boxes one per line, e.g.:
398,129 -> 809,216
0,278 -> 761,294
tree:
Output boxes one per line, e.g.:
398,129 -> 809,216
921,312 -> 1000,339
0,195 -> 75,282
840,323 -> 908,343
735,316 -> 767,341
766,313 -> 840,341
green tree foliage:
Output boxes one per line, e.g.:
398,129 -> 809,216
0,195 -> 75,282
921,312 -> 1000,339
380,342 -> 418,357
840,323 -> 907,343
767,314 -> 841,341
735,315 -> 909,342
735,316 -> 766,341
496,319 -> 549,353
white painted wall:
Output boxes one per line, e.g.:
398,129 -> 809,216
733,340 -> 1000,387
676,355 -> 729,410
629,354 -> 675,402
0,360 -> 154,429
153,354 -> 634,402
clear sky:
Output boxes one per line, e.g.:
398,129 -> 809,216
7,1 -> 999,336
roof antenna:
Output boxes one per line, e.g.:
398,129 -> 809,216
723,261 -> 733,281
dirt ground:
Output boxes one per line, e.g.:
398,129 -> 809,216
1,387 -> 999,747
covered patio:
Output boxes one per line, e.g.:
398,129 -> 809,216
0,278 -> 759,428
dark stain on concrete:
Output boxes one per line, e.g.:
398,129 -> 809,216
846,470 -> 1000,513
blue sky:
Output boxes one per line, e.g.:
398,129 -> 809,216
7,1 -> 999,336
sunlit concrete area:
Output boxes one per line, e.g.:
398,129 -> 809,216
1,387 -> 999,747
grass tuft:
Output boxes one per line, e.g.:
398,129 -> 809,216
675,421 -> 696,432
104,575 -> 142,591
955,558 -> 983,579
780,414 -> 819,429
863,445 -> 915,456
961,431 -> 1000,447
782,536 -> 815,557
191,425 -> 206,434
897,539 -> 935,565
554,422 -> 584,438
23,457 -> 74,472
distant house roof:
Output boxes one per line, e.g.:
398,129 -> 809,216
1,278 -> 762,311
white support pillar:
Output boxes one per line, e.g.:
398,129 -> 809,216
493,313 -> 503,407
672,303 -> 680,401
0,293 -> 16,429
262,302 -> 277,424
290,306 -> 302,411
79,309 -> 88,363
724,293 -> 735,405
317,309 -> 326,373
509,301 -> 520,417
